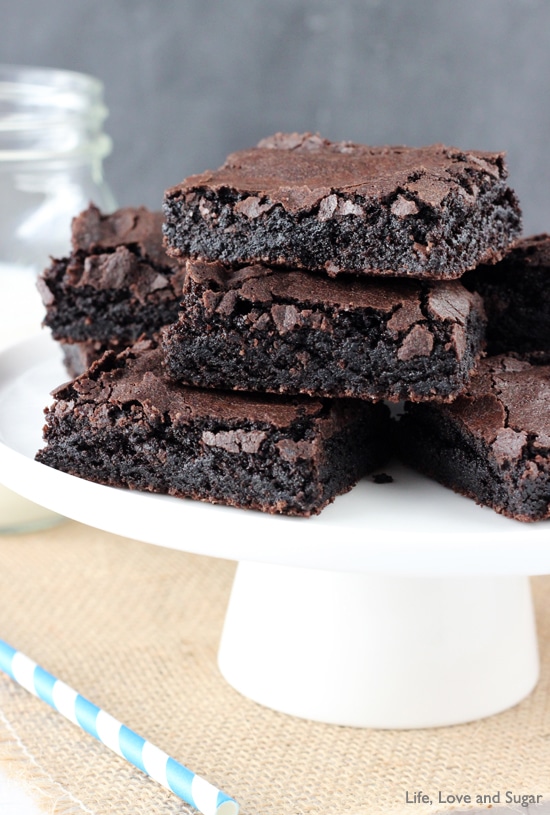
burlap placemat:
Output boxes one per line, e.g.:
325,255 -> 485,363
0,519 -> 549,815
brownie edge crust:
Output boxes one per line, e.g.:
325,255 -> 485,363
35,341 -> 390,517
163,132 -> 522,279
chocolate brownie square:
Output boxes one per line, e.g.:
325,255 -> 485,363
38,205 -> 186,372
463,233 -> 550,355
396,355 -> 550,521
163,132 -> 521,279
35,340 -> 390,517
161,259 -> 486,403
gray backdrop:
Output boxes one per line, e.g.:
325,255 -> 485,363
2,0 -> 549,233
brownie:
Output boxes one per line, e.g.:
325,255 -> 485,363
163,132 -> 521,279
463,233 -> 550,355
35,340 -> 390,517
38,205 -> 186,369
395,355 -> 550,521
161,259 -> 486,403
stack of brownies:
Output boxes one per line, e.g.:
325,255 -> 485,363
37,131 -> 550,522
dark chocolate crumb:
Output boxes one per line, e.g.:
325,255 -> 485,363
372,472 -> 394,484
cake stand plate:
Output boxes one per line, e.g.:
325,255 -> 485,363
0,334 -> 547,728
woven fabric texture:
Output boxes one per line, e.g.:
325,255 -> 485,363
0,520 -> 549,815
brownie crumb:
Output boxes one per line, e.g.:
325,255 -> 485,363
372,473 -> 394,484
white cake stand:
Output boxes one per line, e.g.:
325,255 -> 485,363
0,334 -> 548,729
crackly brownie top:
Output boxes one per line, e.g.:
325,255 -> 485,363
444,355 -> 550,461
166,131 -> 509,215
50,339 -> 366,433
187,258 -> 480,316
71,204 -> 180,270
184,259 -> 482,360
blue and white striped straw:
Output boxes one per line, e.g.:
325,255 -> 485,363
0,639 -> 239,815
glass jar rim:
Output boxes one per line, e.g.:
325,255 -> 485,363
0,64 -> 112,161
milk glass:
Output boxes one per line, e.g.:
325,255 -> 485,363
0,65 -> 117,531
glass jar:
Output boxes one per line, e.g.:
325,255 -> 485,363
0,64 -> 117,532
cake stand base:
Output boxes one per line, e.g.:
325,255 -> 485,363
218,562 -> 539,728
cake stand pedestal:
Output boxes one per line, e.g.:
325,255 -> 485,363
0,334 -> 547,729
219,563 -> 538,728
